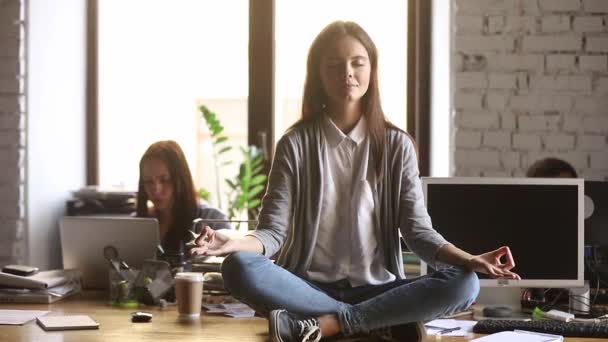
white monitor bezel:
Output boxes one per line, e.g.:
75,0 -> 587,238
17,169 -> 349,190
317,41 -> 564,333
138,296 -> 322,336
420,177 -> 584,288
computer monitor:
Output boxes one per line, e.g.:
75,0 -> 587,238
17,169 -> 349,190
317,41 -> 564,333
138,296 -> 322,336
420,177 -> 584,288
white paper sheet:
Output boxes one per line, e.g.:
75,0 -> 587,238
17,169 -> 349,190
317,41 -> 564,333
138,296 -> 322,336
425,318 -> 477,337
0,309 -> 49,325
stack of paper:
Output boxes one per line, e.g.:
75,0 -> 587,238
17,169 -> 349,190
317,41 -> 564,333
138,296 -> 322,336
0,309 -> 49,325
0,269 -> 81,304
472,330 -> 563,341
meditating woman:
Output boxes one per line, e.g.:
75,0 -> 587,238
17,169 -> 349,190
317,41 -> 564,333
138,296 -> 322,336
191,21 -> 520,342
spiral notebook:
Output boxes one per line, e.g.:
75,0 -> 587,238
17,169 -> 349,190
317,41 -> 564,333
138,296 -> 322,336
36,315 -> 99,331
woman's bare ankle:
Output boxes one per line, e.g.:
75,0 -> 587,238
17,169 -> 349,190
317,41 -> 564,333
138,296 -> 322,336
318,314 -> 341,337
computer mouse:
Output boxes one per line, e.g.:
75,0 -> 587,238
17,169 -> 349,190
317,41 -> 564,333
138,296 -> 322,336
131,311 -> 153,323
482,305 -> 513,318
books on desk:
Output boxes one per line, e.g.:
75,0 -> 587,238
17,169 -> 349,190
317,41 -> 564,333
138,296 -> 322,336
0,269 -> 81,304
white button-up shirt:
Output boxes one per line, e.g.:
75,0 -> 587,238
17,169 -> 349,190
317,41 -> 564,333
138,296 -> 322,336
306,116 -> 396,286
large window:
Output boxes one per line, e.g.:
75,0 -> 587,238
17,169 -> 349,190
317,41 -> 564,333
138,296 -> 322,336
274,1 -> 408,142
92,1 -> 430,209
98,0 -> 248,209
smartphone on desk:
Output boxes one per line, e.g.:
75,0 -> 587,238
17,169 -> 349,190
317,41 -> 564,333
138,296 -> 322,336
2,265 -> 39,276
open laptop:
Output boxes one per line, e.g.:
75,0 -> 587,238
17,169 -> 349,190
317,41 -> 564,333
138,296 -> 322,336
60,216 -> 160,290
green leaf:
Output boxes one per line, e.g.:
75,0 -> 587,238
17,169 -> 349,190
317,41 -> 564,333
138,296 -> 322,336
247,185 -> 265,199
198,187 -> 210,201
221,160 -> 233,166
250,174 -> 267,186
213,136 -> 229,145
225,179 -> 238,190
246,199 -> 261,209
218,146 -> 232,154
252,165 -> 264,175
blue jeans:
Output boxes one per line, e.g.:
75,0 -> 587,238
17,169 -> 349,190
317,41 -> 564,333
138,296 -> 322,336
221,251 -> 479,336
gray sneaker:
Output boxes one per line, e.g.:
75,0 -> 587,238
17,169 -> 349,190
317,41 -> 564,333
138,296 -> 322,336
269,309 -> 322,342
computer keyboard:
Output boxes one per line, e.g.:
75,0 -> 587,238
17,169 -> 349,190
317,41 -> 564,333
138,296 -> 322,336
473,319 -> 608,338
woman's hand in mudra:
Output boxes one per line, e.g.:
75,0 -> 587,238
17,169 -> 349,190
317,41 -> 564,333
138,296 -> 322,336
467,246 -> 521,280
188,226 -> 237,257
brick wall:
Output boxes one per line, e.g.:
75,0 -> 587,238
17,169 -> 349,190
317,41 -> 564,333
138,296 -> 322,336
0,0 -> 25,265
453,0 -> 608,180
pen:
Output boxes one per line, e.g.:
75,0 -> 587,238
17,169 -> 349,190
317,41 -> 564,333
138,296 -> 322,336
437,327 -> 460,335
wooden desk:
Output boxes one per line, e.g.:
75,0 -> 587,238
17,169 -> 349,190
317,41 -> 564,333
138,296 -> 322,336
0,292 -> 604,341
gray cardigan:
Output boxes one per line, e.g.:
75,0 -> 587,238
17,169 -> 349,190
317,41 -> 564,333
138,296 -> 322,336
248,118 -> 448,279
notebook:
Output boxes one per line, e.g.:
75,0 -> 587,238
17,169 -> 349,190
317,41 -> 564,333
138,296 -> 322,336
36,315 -> 99,331
60,216 -> 160,289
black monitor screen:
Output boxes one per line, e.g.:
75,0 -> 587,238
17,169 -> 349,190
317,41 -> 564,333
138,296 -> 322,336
427,183 -> 578,280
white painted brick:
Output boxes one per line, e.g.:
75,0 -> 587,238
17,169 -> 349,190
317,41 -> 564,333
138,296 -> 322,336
584,0 -> 608,13
501,151 -> 521,168
546,54 -> 576,70
454,93 -> 484,110
455,130 -> 482,148
0,113 -> 22,129
597,77 -> 608,92
0,37 -> 19,58
574,96 -> 608,114
563,115 -> 584,132
453,166 -> 483,177
573,16 -> 604,32
0,95 -> 18,113
577,134 -> 607,150
0,203 -> 20,219
455,149 -> 501,168
518,115 -> 561,131
522,35 -> 581,52
531,75 -> 592,92
583,116 -> 608,133
462,54 -> 488,71
587,37 -> 608,53
0,130 -> 21,146
488,16 -> 506,34
455,35 -> 516,52
0,77 -> 19,94
579,55 -> 607,71
454,72 -> 487,89
487,93 -> 509,111
0,165 -> 20,183
482,170 -> 512,177
483,130 -> 511,148
510,94 -> 573,112
539,0 -> 580,12
541,16 -> 571,32
486,54 -> 544,71
456,15 -> 484,33
454,53 -> 465,71
0,57 -> 19,76
489,73 -> 517,89
505,16 -> 537,33
590,152 -> 608,169
513,133 -> 542,149
544,133 -> 576,150
517,72 -> 530,91
454,0 -> 519,15
460,112 -> 500,129
501,112 -> 516,129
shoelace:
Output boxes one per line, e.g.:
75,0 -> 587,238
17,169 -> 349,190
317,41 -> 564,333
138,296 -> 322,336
297,319 -> 321,342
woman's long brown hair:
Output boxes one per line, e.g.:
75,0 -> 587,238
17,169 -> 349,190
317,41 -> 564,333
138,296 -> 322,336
136,140 -> 198,250
300,21 -> 399,178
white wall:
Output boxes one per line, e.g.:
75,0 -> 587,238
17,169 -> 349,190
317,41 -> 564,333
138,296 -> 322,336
452,0 -> 608,180
27,0 -> 86,269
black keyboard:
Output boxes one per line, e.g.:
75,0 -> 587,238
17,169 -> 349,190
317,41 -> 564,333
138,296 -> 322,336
473,319 -> 608,338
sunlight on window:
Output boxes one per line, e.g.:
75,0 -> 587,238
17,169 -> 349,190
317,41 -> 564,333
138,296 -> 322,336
99,1 -> 248,211
274,0 -> 408,141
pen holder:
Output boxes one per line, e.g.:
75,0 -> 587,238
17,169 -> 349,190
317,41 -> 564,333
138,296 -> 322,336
132,259 -> 174,305
108,267 -> 139,307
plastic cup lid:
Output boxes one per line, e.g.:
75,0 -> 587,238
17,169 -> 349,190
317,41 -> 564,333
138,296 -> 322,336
174,272 -> 204,282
